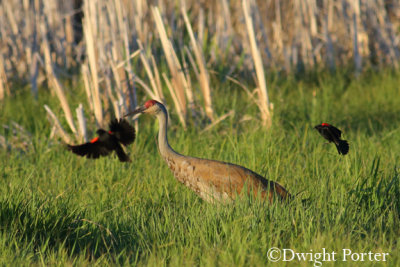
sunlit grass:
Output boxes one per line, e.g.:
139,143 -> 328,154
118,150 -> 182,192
0,70 -> 399,266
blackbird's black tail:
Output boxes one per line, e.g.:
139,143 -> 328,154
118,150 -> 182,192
335,140 -> 349,155
114,144 -> 131,162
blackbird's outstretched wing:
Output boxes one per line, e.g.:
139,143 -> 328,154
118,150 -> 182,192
109,118 -> 136,146
327,125 -> 342,139
67,142 -> 111,159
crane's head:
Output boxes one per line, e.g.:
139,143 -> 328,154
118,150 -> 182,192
125,99 -> 165,117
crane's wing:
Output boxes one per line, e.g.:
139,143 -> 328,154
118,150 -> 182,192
67,141 -> 111,159
109,118 -> 136,146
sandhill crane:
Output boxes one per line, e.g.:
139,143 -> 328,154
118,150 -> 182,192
126,100 -> 291,203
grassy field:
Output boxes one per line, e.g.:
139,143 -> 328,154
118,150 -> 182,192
1,70 -> 400,266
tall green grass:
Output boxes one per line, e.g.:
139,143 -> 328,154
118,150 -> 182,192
0,70 -> 399,266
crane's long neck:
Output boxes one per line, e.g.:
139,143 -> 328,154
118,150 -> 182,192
156,109 -> 181,159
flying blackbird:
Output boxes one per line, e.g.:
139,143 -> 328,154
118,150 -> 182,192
314,123 -> 349,155
67,118 -> 135,162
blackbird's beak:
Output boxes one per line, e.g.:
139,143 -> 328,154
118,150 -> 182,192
124,106 -> 146,117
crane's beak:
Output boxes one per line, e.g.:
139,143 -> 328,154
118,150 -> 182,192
124,105 -> 146,117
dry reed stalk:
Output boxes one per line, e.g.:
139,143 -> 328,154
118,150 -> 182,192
133,0 -> 145,43
83,1 -> 103,127
4,1 -> 19,37
76,103 -> 87,142
323,19 -> 335,71
114,0 -> 136,113
170,45 -> 195,110
113,68 -> 133,112
184,46 -> 200,78
133,76 -> 157,100
63,1 -> 75,68
197,7 -> 205,45
0,53 -> 10,100
44,105 -> 73,144
42,22 -> 77,135
110,60 -> 128,114
162,73 -> 186,128
151,55 -> 163,100
352,0 -> 362,75
272,0 -> 284,59
138,42 -> 164,101
81,63 -> 94,112
181,6 -> 215,121
201,110 -> 235,133
308,0 -> 318,36
103,73 -> 120,117
29,49 -> 39,98
180,49 -> 193,101
113,99 -> 121,119
152,6 -> 188,116
242,0 -> 272,128
126,70 -> 138,113
226,75 -> 259,105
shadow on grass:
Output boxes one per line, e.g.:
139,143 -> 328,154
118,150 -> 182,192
0,196 -> 142,263
349,157 -> 400,210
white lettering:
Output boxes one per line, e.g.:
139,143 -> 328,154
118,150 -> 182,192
342,249 -> 352,261
275,248 -> 388,264
282,249 -> 295,261
382,252 -> 389,261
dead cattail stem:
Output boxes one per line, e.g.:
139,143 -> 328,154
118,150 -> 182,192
63,1 -> 76,68
184,46 -> 200,79
125,69 -> 138,114
44,104 -> 73,144
83,1 -> 103,127
201,110 -> 235,133
152,6 -> 189,116
42,22 -> 77,135
170,46 -> 195,112
181,6 -> 215,121
151,55 -> 163,100
352,0 -> 362,75
103,74 -> 121,117
138,42 -> 164,101
133,76 -> 158,100
162,73 -> 186,128
226,75 -> 260,108
76,103 -> 87,142
242,0 -> 272,127
113,99 -> 121,120
0,54 -> 11,100
81,63 -> 94,112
